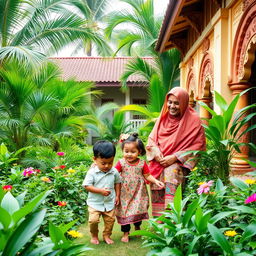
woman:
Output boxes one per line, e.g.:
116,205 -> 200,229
146,87 -> 206,216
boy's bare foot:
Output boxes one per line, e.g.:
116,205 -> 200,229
104,236 -> 114,244
90,237 -> 100,244
121,235 -> 129,243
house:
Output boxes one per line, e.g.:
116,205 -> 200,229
51,57 -> 151,143
155,0 -> 256,174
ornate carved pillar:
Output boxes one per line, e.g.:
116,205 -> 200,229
198,98 -> 212,124
229,82 -> 253,174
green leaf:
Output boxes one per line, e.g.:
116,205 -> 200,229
130,230 -> 165,242
49,222 -> 68,248
2,209 -> 46,256
214,91 -> 228,112
1,192 -> 20,214
13,190 -> 51,224
207,223 -> 233,255
182,198 -> 199,227
186,235 -> 202,256
173,185 -> 182,219
240,223 -> 256,243
230,177 -> 249,190
60,244 -> 92,256
0,207 -> 12,229
16,191 -> 27,207
210,211 -> 236,224
59,219 -> 78,234
229,205 -> 256,215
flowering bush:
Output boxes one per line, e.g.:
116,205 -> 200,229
133,175 -> 256,255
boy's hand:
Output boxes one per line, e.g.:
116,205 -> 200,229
155,180 -> 165,189
100,189 -> 111,196
115,196 -> 120,205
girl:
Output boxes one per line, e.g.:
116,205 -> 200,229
115,133 -> 164,243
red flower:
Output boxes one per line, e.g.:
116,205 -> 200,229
34,169 -> 41,173
57,152 -> 65,156
59,165 -> 66,169
2,185 -> 13,191
57,201 -> 67,207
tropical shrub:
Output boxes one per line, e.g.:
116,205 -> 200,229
132,178 -> 256,255
0,189 -> 91,256
183,89 -> 256,183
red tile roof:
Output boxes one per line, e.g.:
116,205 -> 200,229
50,57 -> 153,84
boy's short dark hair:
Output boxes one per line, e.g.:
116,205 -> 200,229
93,140 -> 116,158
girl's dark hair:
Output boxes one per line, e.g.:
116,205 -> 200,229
121,133 -> 146,155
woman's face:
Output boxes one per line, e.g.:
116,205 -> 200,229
167,94 -> 180,116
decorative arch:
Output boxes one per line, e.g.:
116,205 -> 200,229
230,1 -> 256,83
186,59 -> 196,107
198,52 -> 214,99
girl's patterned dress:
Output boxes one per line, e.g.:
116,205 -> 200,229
115,158 -> 149,225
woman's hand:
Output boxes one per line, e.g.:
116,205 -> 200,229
159,155 -> 177,167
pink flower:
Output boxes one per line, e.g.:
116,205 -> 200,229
2,185 -> 13,191
57,152 -> 65,156
197,180 -> 214,195
23,167 -> 35,177
245,193 -> 256,204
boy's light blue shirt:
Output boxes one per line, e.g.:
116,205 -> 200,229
82,165 -> 121,212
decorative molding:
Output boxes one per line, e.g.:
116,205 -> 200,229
243,0 -> 255,11
199,53 -> 214,99
188,58 -> 194,69
202,38 -> 210,53
230,1 -> 256,84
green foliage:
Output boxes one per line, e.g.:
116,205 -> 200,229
0,62 -> 99,153
132,179 -> 256,255
0,0 -> 109,66
185,89 -> 256,182
0,189 -> 91,255
87,103 -> 132,143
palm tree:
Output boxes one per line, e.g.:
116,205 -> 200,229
86,102 -> 132,142
0,61 -> 100,151
71,0 -> 112,56
105,0 -> 180,94
0,0 -> 110,66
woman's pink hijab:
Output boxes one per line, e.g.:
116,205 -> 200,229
147,87 -> 206,178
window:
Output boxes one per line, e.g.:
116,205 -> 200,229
132,99 -> 146,119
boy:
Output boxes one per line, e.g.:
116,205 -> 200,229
83,140 -> 121,245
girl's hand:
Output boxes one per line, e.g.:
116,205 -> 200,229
155,180 -> 165,188
159,155 -> 177,167
115,196 -> 120,205
154,153 -> 163,162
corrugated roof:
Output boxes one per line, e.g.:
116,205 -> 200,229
50,57 -> 153,83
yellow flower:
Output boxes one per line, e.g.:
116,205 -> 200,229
41,177 -> 51,183
67,168 -> 76,174
224,230 -> 238,237
198,182 -> 205,186
244,179 -> 256,185
192,167 -> 198,172
67,230 -> 83,238
173,169 -> 177,173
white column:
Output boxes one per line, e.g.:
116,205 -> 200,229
125,87 -> 131,123
213,9 -> 232,113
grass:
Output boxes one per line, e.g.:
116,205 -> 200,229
77,220 -> 149,256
